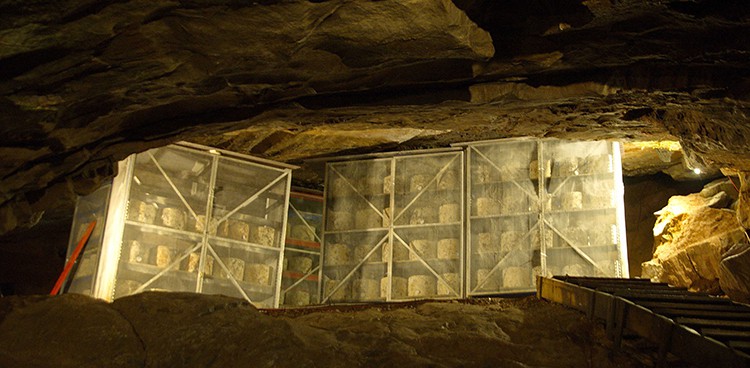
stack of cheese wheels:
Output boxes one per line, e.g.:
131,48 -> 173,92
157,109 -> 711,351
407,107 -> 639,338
408,275 -> 436,297
437,238 -> 459,259
502,267 -> 530,288
325,243 -> 350,266
160,207 -> 187,230
438,203 -> 460,223
244,263 -> 271,285
185,252 -> 214,275
409,239 -> 437,260
129,200 -> 157,224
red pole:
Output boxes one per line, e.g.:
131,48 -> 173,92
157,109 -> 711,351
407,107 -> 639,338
50,220 -> 97,295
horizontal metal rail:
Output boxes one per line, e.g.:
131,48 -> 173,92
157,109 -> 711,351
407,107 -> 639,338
537,276 -> 750,368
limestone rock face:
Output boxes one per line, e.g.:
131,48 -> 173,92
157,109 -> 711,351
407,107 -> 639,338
720,241 -> 750,304
642,179 -> 746,294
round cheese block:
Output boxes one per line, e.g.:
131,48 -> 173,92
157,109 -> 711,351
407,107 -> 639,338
561,191 -> 583,210
325,243 -> 350,266
382,242 -> 409,262
129,200 -> 157,224
382,207 -> 392,227
128,240 -> 148,264
194,215 -> 218,235
529,160 -> 551,180
407,275 -> 436,297
287,256 -> 313,274
353,278 -> 380,300
409,239 -> 437,261
380,276 -> 408,299
437,273 -> 459,296
219,257 -> 245,281
438,203 -> 460,223
410,174 -> 428,193
502,267 -> 531,288
160,207 -> 186,230
155,245 -> 173,268
285,290 -> 311,306
244,263 -> 271,285
227,220 -> 250,241
532,229 -> 554,250
437,238 -> 459,260
250,225 -> 276,247
186,254 -> 215,276
476,197 -> 499,216
324,279 -> 349,301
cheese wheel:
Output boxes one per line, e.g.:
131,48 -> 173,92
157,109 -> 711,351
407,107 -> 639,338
160,207 -> 186,230
502,267 -> 531,288
325,243 -> 350,266
408,275 -> 436,297
438,203 -> 460,223
409,239 -> 437,260
437,238 -> 459,260
244,263 -> 271,285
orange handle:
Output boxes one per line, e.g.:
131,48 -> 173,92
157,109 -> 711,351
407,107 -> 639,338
50,220 -> 97,295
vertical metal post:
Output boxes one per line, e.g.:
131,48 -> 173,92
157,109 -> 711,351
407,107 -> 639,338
274,170 -> 293,308
386,157 -> 396,301
612,141 -> 630,278
196,153 -> 219,293
538,140 -> 548,277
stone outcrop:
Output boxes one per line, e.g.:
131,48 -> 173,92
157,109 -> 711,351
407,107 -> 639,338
0,0 -> 749,234
0,292 -> 644,368
720,241 -> 750,304
642,178 -> 745,293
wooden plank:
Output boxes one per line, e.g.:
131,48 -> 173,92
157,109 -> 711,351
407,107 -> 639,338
676,317 -> 750,329
702,328 -> 750,340
653,308 -> 750,321
641,301 -> 750,313
615,292 -> 731,304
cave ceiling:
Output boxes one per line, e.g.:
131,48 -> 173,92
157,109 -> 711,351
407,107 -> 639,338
1,0 -> 749,232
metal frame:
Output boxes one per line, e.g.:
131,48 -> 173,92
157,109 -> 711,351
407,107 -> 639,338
281,190 -> 324,306
464,138 -> 629,296
67,144 -> 292,308
321,150 -> 465,303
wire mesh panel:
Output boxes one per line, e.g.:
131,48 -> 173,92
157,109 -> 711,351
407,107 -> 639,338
467,139 -> 540,295
281,191 -> 323,306
64,143 -> 292,308
541,140 -> 623,278
114,146 -> 211,298
322,151 -> 464,303
64,183 -> 112,295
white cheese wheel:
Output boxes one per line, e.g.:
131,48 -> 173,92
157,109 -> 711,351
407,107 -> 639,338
244,263 -> 271,285
290,224 -> 316,242
437,238 -> 459,260
502,267 -> 531,288
438,203 -> 460,223
353,243 -> 374,262
409,239 -> 437,260
383,175 -> 394,194
325,243 -> 350,266
407,275 -> 436,297
128,240 -> 148,264
218,257 -> 245,281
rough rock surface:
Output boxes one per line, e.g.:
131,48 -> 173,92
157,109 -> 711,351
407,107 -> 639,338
720,241 -> 750,304
0,292 -> 644,368
1,0 -> 750,233
642,178 -> 745,293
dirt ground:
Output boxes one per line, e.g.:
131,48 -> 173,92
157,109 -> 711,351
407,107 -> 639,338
0,293 -> 648,367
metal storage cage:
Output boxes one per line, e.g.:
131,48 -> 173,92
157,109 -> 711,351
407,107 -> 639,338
63,142 -> 294,308
320,149 -> 464,303
463,138 -> 628,296
281,189 -> 323,306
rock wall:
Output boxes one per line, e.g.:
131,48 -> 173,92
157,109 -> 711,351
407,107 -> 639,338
642,178 -> 746,295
